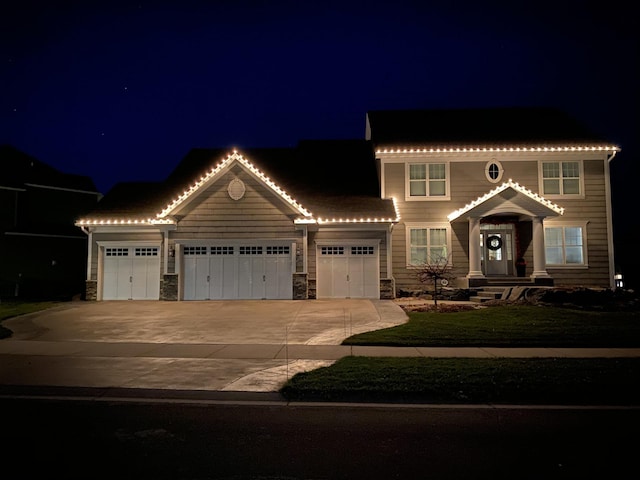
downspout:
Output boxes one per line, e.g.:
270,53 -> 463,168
605,149 -> 619,289
80,226 -> 93,282
163,229 -> 169,275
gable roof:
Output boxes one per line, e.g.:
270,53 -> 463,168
78,140 -> 398,225
1,145 -> 99,192
366,107 -> 616,150
447,180 -> 564,222
157,151 -> 313,219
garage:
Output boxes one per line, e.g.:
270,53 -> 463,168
102,246 -> 160,300
182,243 -> 293,300
316,243 -> 379,299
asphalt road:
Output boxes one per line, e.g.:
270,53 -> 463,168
3,395 -> 638,480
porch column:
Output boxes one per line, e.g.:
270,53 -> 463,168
467,217 -> 484,278
531,216 -> 550,278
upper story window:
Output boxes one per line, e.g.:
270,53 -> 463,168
485,160 -> 504,183
540,161 -> 583,196
407,162 -> 449,200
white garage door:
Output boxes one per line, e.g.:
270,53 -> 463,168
183,243 -> 292,300
103,247 -> 160,300
317,244 -> 379,299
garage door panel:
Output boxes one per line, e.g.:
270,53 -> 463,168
184,247 -> 209,300
209,254 -> 236,300
103,246 -> 159,300
362,255 -> 379,298
317,244 -> 379,299
184,243 -> 292,300
265,251 -> 292,299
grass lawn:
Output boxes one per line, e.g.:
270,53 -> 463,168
0,301 -> 59,339
281,356 -> 640,405
282,304 -> 640,404
342,305 -> 640,347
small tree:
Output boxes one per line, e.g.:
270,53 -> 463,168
416,254 -> 452,309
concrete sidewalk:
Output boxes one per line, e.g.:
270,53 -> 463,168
2,338 -> 639,393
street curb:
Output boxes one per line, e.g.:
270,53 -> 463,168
2,384 -> 639,410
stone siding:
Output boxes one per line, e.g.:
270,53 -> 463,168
85,280 -> 97,301
380,278 -> 395,299
293,273 -> 308,300
161,274 -> 179,301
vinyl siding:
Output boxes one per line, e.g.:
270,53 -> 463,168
172,168 -> 301,240
382,154 -> 613,290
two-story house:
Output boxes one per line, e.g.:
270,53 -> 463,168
1,146 -> 102,299
367,108 -> 619,292
76,108 -> 619,301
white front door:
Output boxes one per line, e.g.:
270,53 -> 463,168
103,246 -> 160,300
482,231 -> 512,276
316,244 -> 379,299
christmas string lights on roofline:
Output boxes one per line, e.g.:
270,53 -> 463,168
76,218 -> 175,226
447,179 -> 564,222
376,145 -> 620,154
306,197 -> 401,224
76,152 -> 402,227
156,151 -> 312,219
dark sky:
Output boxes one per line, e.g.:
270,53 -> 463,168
2,0 -> 637,197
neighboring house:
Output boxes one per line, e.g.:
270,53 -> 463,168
1,146 -> 102,299
76,108 -> 620,301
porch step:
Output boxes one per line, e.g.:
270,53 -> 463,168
469,287 -> 508,303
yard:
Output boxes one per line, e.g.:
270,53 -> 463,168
0,301 -> 58,339
282,300 -> 640,404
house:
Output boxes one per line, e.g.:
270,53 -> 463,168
76,108 -> 620,301
1,146 -> 101,299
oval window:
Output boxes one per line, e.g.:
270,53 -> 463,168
485,160 -> 503,183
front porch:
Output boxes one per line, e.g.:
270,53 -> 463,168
448,180 -> 565,290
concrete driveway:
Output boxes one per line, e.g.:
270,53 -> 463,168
0,299 -> 408,393
3,299 -> 406,344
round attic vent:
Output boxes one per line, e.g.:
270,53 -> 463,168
228,177 -> 246,200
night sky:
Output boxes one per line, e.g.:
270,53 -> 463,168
2,1 -> 638,279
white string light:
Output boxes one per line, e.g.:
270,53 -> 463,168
377,145 -> 620,154
447,179 -> 564,222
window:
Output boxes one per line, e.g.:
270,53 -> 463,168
406,224 -> 450,266
545,225 -> 586,265
211,246 -> 234,255
407,163 -> 448,199
184,246 -> 208,255
135,247 -> 158,256
266,246 -> 290,255
321,246 -> 344,255
351,246 -> 375,255
239,246 -> 263,255
106,247 -> 128,257
485,160 -> 503,183
541,161 -> 582,196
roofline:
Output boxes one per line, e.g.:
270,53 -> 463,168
157,150 -> 313,219
75,218 -> 175,226
447,180 -> 564,222
376,145 -> 620,154
25,183 -> 101,196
